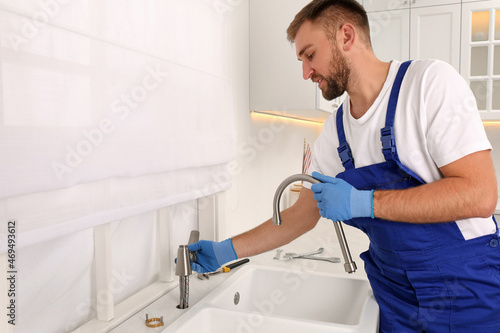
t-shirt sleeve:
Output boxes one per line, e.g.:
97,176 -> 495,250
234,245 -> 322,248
421,61 -> 491,168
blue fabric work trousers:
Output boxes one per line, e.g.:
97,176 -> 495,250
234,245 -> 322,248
335,61 -> 500,332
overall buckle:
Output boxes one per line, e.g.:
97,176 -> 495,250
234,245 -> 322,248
337,142 -> 355,169
381,126 -> 397,160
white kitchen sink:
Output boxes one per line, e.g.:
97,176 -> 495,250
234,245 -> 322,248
162,264 -> 379,333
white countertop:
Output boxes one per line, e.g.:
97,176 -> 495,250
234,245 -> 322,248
110,219 -> 370,332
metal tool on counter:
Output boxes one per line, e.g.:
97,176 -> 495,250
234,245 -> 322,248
286,247 -> 324,257
175,230 -> 200,309
197,258 -> 250,280
280,247 -> 340,263
283,252 -> 341,263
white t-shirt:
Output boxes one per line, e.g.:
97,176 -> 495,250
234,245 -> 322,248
306,59 -> 496,240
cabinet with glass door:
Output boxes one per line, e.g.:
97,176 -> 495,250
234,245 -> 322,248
461,0 -> 500,120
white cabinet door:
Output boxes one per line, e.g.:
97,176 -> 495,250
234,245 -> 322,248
368,9 -> 410,62
364,0 -> 458,11
364,0 -> 409,12
461,0 -> 500,119
411,0 -> 460,7
410,4 -> 461,71
250,0 -> 336,119
250,0 -> 315,112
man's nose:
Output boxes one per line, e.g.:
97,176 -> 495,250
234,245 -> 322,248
302,61 -> 314,80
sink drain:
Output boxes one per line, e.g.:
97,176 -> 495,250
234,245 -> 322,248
234,292 -> 240,305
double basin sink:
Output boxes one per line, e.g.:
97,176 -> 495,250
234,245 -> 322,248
162,264 -> 379,332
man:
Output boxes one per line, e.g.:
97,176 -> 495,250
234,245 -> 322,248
188,0 -> 500,331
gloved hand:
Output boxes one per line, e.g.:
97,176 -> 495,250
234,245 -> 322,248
310,171 -> 374,221
187,238 -> 237,273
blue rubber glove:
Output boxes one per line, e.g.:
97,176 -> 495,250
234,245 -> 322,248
187,238 -> 237,273
310,171 -> 374,221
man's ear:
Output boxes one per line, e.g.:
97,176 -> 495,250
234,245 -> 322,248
339,23 -> 356,52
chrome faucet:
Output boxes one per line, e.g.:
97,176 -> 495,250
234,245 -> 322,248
272,174 -> 357,273
175,230 -> 200,309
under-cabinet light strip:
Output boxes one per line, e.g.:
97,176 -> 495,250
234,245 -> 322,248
251,111 -> 326,125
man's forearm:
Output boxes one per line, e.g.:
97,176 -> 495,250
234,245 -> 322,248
373,151 -> 497,223
231,188 -> 320,258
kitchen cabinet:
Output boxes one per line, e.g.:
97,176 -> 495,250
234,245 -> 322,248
250,0 -> 362,122
250,0 -> 334,122
461,0 -> 500,119
410,4 -> 461,70
367,1 -> 461,71
368,9 -> 410,63
363,0 -> 409,12
366,0 -> 500,119
249,0 -> 500,120
364,0 -> 459,12
410,0 -> 460,6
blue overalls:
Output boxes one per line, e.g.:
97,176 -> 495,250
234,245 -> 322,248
335,61 -> 500,332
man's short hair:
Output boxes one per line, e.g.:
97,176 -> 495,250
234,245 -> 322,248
287,0 -> 371,47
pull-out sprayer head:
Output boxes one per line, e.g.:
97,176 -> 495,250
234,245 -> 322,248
188,230 -> 200,246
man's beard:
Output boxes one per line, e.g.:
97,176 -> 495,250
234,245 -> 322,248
319,47 -> 350,101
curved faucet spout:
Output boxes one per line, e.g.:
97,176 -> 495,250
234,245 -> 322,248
272,173 -> 357,273
272,174 -> 319,226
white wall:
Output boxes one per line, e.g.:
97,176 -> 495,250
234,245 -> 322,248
16,201 -> 198,333
219,1 -> 323,239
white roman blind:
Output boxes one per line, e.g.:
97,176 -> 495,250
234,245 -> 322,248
0,0 -> 236,249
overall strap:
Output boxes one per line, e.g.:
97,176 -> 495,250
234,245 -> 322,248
336,105 -> 355,169
381,60 -> 412,162
380,60 -> 426,184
